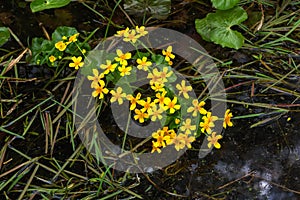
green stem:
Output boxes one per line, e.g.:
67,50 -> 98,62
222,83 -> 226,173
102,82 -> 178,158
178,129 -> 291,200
121,110 -> 132,152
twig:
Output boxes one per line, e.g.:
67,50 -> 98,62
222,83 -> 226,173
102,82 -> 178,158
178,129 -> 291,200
217,171 -> 256,190
7,27 -> 26,49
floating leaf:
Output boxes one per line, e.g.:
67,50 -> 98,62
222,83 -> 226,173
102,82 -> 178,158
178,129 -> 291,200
211,0 -> 240,10
124,0 -> 171,20
0,27 -> 10,47
30,0 -> 71,13
195,6 -> 248,49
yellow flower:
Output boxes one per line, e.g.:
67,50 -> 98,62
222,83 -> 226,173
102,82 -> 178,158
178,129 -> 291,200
162,46 -> 175,62
136,26 -> 148,37
92,80 -> 109,99
171,133 -> 185,151
180,118 -> 196,135
152,130 -> 170,147
187,99 -> 207,117
110,87 -> 126,105
137,97 -> 155,113
151,141 -> 162,153
123,30 -> 139,43
115,27 -> 130,37
100,60 -> 117,74
223,109 -> 233,128
159,67 -> 173,83
82,49 -> 86,54
163,97 -> 181,114
115,49 -> 131,66
62,36 -> 67,40
199,112 -> 218,134
118,65 -> 132,76
151,82 -> 165,92
147,68 -> 162,85
166,129 -> 176,140
180,134 -> 195,149
176,80 -> 193,99
137,57 -> 152,71
134,109 -> 149,123
148,104 -> 164,121
49,55 -> 56,63
126,93 -> 141,110
200,120 -> 213,134
87,69 -> 104,87
154,90 -> 167,106
55,41 -> 67,51
207,132 -> 222,149
68,33 -> 79,43
204,112 -> 218,123
69,56 -> 84,70
175,118 -> 181,124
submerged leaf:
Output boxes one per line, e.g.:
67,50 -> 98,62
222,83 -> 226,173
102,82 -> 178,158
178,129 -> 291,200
30,0 -> 71,13
211,0 -> 240,10
124,0 -> 171,20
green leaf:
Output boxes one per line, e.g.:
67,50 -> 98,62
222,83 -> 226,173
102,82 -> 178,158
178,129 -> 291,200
81,50 -> 116,76
30,0 -> 71,13
124,0 -> 171,20
195,18 -> 212,42
151,54 -> 165,65
210,27 -> 245,49
132,52 -> 150,59
211,0 -> 240,10
29,38 -> 54,65
195,6 -> 248,49
52,26 -> 78,42
207,6 -> 248,27
0,27 -> 10,47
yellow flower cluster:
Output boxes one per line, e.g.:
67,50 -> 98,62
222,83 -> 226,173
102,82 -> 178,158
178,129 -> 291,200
115,26 -> 148,43
150,102 -> 233,153
87,27 -> 234,153
151,126 -> 195,153
48,33 -> 86,69
54,33 -> 80,52
87,45 -> 175,105
198,109 -> 233,149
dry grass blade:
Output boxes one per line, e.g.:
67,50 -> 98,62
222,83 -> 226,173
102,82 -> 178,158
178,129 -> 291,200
2,48 -> 28,75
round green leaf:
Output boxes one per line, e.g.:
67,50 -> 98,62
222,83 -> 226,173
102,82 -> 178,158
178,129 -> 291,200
207,6 -> 248,27
195,18 -> 212,42
52,26 -> 78,42
210,27 -> 245,49
211,0 -> 240,10
195,6 -> 248,49
0,27 -> 10,47
30,0 -> 71,13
